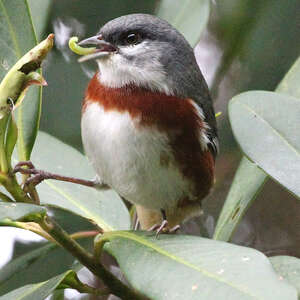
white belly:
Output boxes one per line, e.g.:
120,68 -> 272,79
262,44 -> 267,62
81,102 -> 194,210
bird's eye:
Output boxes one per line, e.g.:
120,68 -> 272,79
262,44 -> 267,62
125,33 -> 140,45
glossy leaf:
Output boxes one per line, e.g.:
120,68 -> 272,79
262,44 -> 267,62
214,56 -> 300,241
0,202 -> 45,222
229,91 -> 300,198
23,131 -> 130,231
156,0 -> 210,46
0,271 -> 75,300
0,0 -> 45,160
103,232 -> 297,300
270,256 -> 300,296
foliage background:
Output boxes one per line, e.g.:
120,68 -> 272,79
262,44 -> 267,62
0,0 -> 300,299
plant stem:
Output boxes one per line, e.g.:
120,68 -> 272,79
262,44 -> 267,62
61,272 -> 109,296
40,216 -> 147,300
70,230 -> 99,240
0,115 -> 9,173
3,174 -> 34,203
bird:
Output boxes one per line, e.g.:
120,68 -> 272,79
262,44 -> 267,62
15,14 -> 218,233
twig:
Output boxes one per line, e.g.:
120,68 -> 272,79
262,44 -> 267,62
70,230 -> 99,240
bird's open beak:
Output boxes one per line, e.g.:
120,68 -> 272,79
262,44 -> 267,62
78,34 -> 117,63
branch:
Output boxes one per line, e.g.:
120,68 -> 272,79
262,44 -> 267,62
40,216 -> 147,300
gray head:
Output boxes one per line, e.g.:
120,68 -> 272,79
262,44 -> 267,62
79,14 -> 217,143
79,14 -> 206,97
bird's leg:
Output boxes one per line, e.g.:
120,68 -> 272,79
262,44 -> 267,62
148,209 -> 180,237
13,161 -> 108,191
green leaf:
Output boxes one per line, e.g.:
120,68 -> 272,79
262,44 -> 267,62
49,206 -> 99,234
0,240 -> 88,296
0,0 -> 36,80
213,157 -> 267,241
0,243 -> 55,287
28,0 -> 52,41
0,0 -> 47,160
0,202 -> 45,222
0,209 -> 93,295
0,271 -> 75,300
270,256 -> 300,296
102,232 -> 297,300
156,0 -> 210,46
214,56 -> 300,242
25,131 -> 130,231
229,91 -> 300,198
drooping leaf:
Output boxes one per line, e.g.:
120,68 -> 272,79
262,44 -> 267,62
270,256 -> 300,296
229,91 -> 300,198
0,271 -> 75,300
22,131 -> 130,231
0,207 -> 94,295
102,232 -> 297,300
0,242 -> 55,287
0,202 -> 45,222
156,0 -> 210,46
214,55 -> 300,241
0,237 -> 89,296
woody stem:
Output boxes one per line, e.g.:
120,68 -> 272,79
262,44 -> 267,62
39,216 -> 147,300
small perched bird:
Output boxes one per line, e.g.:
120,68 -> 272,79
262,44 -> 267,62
15,14 -> 218,233
79,14 -> 218,231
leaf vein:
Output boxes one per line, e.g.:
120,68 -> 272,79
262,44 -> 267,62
108,231 -> 260,299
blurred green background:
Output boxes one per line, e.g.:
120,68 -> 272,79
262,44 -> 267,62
36,0 -> 300,257
1,0 -> 300,298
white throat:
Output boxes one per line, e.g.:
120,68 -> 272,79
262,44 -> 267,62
96,42 -> 173,95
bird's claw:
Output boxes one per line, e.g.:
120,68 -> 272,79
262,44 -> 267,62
13,161 -> 47,190
13,161 -> 35,173
148,220 -> 180,238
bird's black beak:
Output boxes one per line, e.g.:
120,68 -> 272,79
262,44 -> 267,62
78,34 -> 117,63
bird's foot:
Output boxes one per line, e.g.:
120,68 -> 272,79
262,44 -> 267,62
13,161 -> 100,190
13,161 -> 49,191
148,220 -> 180,238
